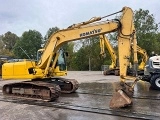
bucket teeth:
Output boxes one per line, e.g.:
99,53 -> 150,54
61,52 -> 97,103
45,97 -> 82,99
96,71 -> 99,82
109,90 -> 132,109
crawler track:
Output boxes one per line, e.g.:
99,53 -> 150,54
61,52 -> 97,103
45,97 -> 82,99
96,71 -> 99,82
2,78 -> 79,101
41,77 -> 79,93
3,81 -> 61,101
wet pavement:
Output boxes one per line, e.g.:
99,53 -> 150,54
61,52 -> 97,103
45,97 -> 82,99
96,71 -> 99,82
0,71 -> 160,120
56,82 -> 160,119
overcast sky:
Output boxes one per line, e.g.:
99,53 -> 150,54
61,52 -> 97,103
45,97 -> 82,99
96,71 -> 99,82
0,0 -> 160,37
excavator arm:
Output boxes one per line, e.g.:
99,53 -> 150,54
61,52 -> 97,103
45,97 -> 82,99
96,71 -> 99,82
38,7 -> 136,81
40,7 -> 138,108
100,34 -> 148,76
2,7 -> 139,108
99,34 -> 117,69
99,35 -> 119,75
137,45 -> 148,70
38,20 -> 119,75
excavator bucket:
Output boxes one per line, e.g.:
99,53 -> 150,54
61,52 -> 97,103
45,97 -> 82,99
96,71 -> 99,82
109,89 -> 132,109
109,78 -> 139,109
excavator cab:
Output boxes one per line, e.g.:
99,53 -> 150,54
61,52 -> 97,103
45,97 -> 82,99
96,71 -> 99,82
37,49 -> 44,62
37,49 -> 67,76
57,50 -> 67,71
53,49 -> 67,76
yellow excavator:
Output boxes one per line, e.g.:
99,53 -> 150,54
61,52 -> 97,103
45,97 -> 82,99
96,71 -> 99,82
127,44 -> 148,76
99,34 -> 119,76
100,34 -> 148,76
2,7 -> 140,108
137,45 -> 148,72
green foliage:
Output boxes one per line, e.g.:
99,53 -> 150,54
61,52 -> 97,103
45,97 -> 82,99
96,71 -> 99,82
2,31 -> 19,51
0,35 -> 4,52
44,27 -> 59,41
63,42 -> 75,70
134,9 -> 159,56
0,32 -> 18,56
72,48 -> 88,70
0,36 -> 11,55
13,30 -> 43,59
71,36 -> 110,71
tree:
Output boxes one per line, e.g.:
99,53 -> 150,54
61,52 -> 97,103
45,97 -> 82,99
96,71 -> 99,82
0,35 -> 4,52
134,9 -> 159,56
63,42 -> 75,70
72,47 -> 88,70
72,36 -> 109,71
0,35 -> 14,56
44,27 -> 59,41
2,31 -> 19,51
88,36 -> 110,70
13,30 -> 43,59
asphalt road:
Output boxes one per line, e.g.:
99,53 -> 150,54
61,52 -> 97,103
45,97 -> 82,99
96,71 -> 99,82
0,71 -> 160,120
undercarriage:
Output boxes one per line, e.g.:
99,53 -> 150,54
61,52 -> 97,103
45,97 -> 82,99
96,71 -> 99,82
2,78 -> 79,101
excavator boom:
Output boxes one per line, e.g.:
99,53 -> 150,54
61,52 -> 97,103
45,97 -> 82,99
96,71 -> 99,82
137,45 -> 148,70
99,35 -> 119,75
2,7 -> 138,108
100,34 -> 148,76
